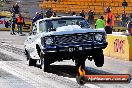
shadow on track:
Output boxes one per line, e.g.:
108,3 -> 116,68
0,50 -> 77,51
41,65 -> 113,78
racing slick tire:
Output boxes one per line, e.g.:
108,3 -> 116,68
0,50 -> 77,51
75,57 -> 85,75
29,58 -> 37,66
94,50 -> 104,67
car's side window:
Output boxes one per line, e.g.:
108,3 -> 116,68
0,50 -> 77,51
38,21 -> 46,33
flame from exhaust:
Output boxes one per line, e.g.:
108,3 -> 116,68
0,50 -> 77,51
78,66 -> 86,76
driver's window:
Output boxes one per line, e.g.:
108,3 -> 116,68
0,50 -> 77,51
38,21 -> 46,33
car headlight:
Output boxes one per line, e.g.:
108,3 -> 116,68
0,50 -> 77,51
45,37 -> 53,45
95,33 -> 103,41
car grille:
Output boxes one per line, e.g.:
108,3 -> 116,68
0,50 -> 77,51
55,33 -> 94,44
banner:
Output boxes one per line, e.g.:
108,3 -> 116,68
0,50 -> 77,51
0,16 -> 9,28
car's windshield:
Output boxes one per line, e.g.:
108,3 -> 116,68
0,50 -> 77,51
45,18 -> 90,31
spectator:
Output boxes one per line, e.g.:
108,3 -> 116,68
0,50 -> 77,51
120,11 -> 127,27
72,12 -> 76,16
105,7 -> 114,34
39,13 -> 43,19
88,10 -> 94,24
127,21 -> 132,35
127,13 -> 132,23
12,3 -> 20,14
80,10 -> 85,18
40,10 -> 44,19
52,12 -> 57,17
32,12 -> 40,23
95,15 -> 105,29
16,14 -> 25,34
10,13 -> 17,35
45,8 -> 53,18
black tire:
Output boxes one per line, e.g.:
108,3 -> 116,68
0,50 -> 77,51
94,50 -> 104,67
44,59 -> 50,72
75,58 -> 85,75
75,59 -> 85,68
29,58 -> 37,66
26,52 -> 37,66
40,53 -> 50,72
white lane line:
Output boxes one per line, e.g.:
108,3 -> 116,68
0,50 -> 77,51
64,77 -> 100,88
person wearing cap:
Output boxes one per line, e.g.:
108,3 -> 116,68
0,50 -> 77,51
95,15 -> 105,29
105,7 -> 114,34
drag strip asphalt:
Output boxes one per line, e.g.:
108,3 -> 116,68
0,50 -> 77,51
0,43 -> 132,88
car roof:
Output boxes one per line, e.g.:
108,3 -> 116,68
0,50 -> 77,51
38,16 -> 84,22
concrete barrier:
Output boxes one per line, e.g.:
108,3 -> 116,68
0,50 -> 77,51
0,22 -> 32,32
103,34 -> 132,61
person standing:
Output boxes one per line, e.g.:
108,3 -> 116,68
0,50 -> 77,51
88,10 -> 94,24
52,12 -> 57,17
45,8 -> 53,18
32,12 -> 40,23
10,13 -> 16,35
12,3 -> 20,14
105,7 -> 114,34
72,12 -> 76,16
80,10 -> 85,18
127,20 -> 132,35
120,11 -> 126,27
16,14 -> 24,34
95,16 -> 105,29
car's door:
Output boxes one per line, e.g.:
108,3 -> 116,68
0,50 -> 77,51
30,21 -> 47,59
25,23 -> 38,55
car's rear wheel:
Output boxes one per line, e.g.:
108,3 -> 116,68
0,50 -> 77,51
94,50 -> 104,67
75,57 -> 86,75
75,59 -> 85,68
29,58 -> 37,66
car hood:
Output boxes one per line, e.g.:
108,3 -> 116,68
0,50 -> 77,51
42,25 -> 105,37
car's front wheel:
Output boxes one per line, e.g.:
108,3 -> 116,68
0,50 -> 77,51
40,53 -> 50,72
94,50 -> 104,67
